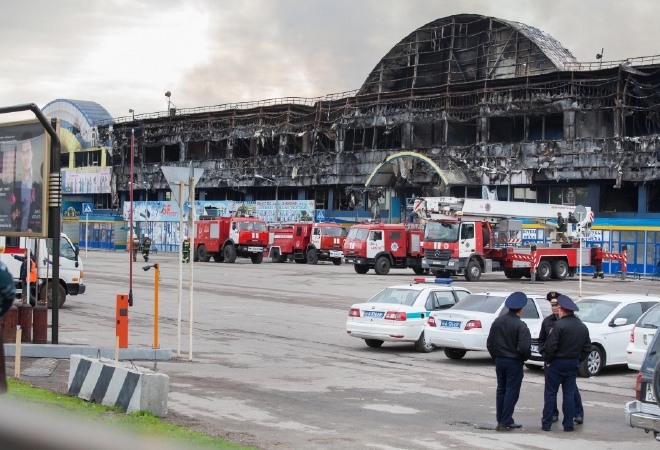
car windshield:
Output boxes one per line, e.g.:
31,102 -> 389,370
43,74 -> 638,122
368,288 -> 421,307
639,304 -> 660,329
452,294 -> 506,314
322,226 -> 347,237
424,221 -> 459,242
347,227 -> 369,240
575,299 -> 618,323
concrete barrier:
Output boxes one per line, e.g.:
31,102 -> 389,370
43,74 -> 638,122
67,355 -> 169,417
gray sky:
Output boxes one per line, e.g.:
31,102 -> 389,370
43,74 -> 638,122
2,0 -> 659,121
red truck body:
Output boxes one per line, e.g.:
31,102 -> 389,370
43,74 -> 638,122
194,216 -> 269,264
342,222 -> 426,275
268,222 -> 346,265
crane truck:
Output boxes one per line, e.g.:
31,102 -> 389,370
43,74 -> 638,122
413,197 -> 622,282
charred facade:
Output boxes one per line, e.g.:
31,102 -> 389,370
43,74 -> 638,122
100,14 -> 660,217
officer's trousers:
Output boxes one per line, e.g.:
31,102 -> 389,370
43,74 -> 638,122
542,357 -> 580,430
495,356 -> 524,426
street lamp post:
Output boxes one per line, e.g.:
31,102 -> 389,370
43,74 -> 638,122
255,174 -> 279,222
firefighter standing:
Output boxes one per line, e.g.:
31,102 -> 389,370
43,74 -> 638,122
142,234 -> 152,262
182,236 -> 191,263
130,233 -> 140,262
14,251 -> 37,303
555,212 -> 569,243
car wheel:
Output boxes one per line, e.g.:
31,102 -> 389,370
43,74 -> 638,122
551,260 -> 569,280
41,283 -> 66,309
374,256 -> 391,275
354,264 -> 369,274
306,248 -> 319,265
414,331 -> 435,353
444,348 -> 467,360
464,260 -> 481,282
578,345 -> 603,377
270,248 -> 281,263
365,339 -> 383,348
536,260 -> 552,281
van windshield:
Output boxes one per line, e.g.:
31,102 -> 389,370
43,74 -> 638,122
424,221 -> 459,242
45,238 -> 77,261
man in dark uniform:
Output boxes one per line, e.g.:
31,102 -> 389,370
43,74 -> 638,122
556,212 -> 568,243
182,236 -> 190,263
542,294 -> 591,432
487,292 -> 532,431
142,234 -> 152,262
538,292 -> 584,424
0,261 -> 17,394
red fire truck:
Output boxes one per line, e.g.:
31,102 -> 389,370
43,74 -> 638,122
413,197 -> 625,281
343,222 -> 426,275
194,216 -> 269,264
268,222 -> 347,265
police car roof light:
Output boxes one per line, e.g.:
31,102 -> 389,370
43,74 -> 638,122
413,277 -> 454,285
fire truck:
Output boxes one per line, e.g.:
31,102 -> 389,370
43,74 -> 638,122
413,197 -> 623,282
343,222 -> 426,275
268,222 -> 347,265
194,216 -> 269,264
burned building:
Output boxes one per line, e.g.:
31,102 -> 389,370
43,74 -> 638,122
95,14 -> 660,270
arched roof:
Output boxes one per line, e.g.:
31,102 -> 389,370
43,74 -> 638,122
41,99 -> 113,148
359,14 -> 578,95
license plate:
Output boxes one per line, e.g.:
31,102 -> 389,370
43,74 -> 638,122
247,246 -> 263,252
531,344 -> 539,353
646,384 -> 657,403
440,320 -> 461,328
363,311 -> 384,318
345,258 -> 355,264
329,251 -> 342,258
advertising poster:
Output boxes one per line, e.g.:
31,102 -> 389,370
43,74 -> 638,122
62,167 -> 112,194
0,119 -> 50,236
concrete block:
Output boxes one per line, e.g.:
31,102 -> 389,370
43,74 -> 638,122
67,354 -> 169,417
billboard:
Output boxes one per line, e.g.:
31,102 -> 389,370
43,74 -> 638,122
0,119 -> 50,237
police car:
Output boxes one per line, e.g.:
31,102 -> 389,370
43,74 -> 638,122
346,278 -> 471,352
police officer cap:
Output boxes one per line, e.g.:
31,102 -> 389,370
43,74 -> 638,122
546,291 -> 561,301
504,291 -> 528,309
557,294 -> 579,312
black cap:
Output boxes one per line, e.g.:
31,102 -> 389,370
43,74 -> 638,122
557,294 -> 579,312
504,292 -> 528,309
546,291 -> 561,301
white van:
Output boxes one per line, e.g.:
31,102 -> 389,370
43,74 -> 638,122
0,233 -> 85,308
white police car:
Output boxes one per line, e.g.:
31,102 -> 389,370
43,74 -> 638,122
346,278 -> 471,352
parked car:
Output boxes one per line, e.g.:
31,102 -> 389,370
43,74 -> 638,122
624,329 -> 660,441
627,303 -> 660,371
346,279 -> 471,352
572,294 -> 660,377
425,292 -> 550,360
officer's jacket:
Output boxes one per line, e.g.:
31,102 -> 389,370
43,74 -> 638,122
543,314 -> 591,363
538,314 -> 558,355
487,311 -> 532,361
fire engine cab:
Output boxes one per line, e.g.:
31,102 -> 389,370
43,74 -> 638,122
194,215 -> 269,264
413,197 -> 613,282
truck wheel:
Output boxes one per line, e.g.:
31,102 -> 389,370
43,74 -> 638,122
270,249 -> 281,263
306,248 -> 319,265
251,252 -> 263,264
464,260 -> 481,281
412,267 -> 426,275
536,261 -> 552,281
213,253 -> 224,262
277,254 -> 288,263
504,269 -> 523,279
41,283 -> 66,309
551,260 -> 569,280
354,264 -> 369,274
332,258 -> 342,266
223,245 -> 237,263
374,256 -> 391,275
197,245 -> 211,262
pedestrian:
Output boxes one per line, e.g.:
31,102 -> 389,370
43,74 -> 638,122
13,251 -> 37,304
0,261 -> 17,394
555,212 -> 568,243
541,294 -> 591,432
182,236 -> 190,263
538,292 -> 584,425
591,244 -> 604,279
486,291 -> 532,431
141,234 -> 152,262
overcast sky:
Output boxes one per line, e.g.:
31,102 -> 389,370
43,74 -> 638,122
2,0 -> 659,121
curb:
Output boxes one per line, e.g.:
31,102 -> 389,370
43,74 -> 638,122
3,343 -> 172,361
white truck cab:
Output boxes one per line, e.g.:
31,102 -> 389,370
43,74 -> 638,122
0,233 -> 85,308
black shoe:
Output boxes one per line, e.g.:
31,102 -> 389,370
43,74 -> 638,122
574,415 -> 583,424
502,423 -> 522,429
599,274 -> 604,279
552,415 -> 558,423
496,424 -> 514,431
564,428 -> 574,432
592,275 -> 597,279
542,425 -> 551,431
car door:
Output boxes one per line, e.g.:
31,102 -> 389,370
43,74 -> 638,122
609,302 -> 645,365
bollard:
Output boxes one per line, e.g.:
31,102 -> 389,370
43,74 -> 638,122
32,304 -> 48,344
2,304 -> 18,343
116,293 -> 129,348
17,303 -> 32,343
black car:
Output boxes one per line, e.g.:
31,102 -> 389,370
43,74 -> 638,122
625,328 -> 660,441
